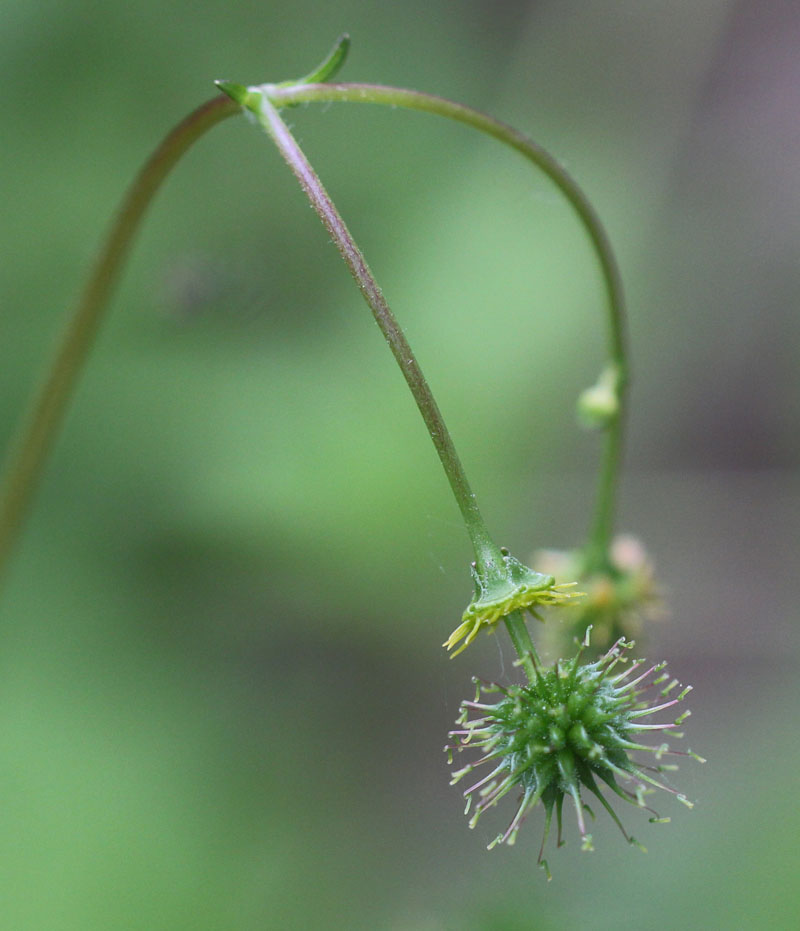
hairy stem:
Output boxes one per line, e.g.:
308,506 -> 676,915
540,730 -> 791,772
267,80 -> 629,567
0,95 -> 239,581
250,92 -> 505,576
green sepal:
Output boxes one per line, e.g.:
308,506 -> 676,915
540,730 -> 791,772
282,33 -> 351,87
214,80 -> 261,114
471,553 -> 553,613
444,551 -> 582,656
218,34 -> 351,117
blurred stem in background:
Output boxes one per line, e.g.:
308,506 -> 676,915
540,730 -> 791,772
0,94 -> 239,582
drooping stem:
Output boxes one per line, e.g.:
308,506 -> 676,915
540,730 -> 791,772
269,82 -> 627,367
266,80 -> 630,568
246,91 -> 504,576
0,95 -> 239,582
0,63 -> 630,612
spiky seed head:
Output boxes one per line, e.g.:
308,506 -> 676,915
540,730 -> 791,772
446,632 -> 703,878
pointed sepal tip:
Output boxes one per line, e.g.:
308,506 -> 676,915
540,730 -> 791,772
214,80 -> 261,113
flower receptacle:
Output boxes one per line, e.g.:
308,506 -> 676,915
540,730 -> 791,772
444,549 -> 583,656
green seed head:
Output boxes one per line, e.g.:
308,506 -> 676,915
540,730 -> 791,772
446,633 -> 702,878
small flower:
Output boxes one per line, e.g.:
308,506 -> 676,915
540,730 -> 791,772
444,550 -> 582,657
533,535 -> 664,657
445,632 -> 703,878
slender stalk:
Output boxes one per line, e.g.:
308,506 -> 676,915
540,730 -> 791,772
0,95 -> 239,580
503,610 -> 538,683
266,81 -> 630,568
269,82 -> 627,367
584,402 -> 625,572
250,93 -> 504,575
0,68 -> 629,636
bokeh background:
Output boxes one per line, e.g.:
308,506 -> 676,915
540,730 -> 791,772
1,1 -> 798,928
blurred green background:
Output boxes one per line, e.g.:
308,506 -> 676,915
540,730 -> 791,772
1,1 -> 798,928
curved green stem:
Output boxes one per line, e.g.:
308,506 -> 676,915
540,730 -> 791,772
268,82 -> 627,367
244,90 -> 504,576
0,94 -> 239,582
266,80 -> 629,569
0,67 -> 629,617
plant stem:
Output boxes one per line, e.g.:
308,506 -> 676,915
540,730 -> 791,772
0,95 -> 239,582
267,81 -> 629,568
269,82 -> 627,365
584,405 -> 625,572
0,73 -> 630,596
503,611 -> 538,682
251,93 -> 505,575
